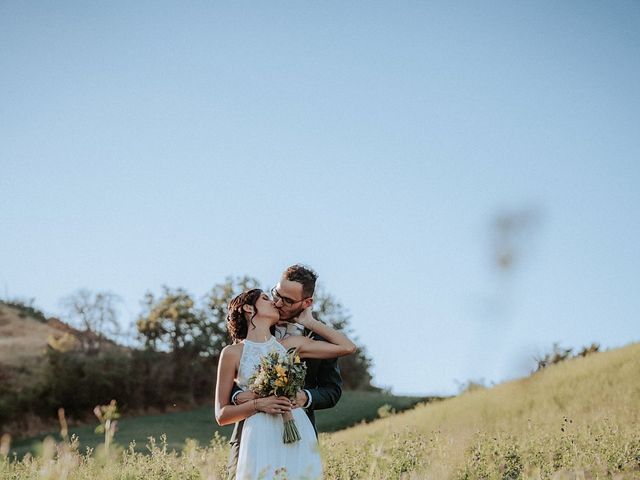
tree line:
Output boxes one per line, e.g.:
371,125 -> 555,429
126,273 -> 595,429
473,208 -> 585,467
0,277 -> 375,435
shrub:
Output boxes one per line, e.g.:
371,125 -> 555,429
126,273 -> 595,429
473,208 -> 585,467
534,342 -> 601,371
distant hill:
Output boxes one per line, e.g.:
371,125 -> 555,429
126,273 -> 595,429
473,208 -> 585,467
0,302 -> 123,369
0,304 -> 67,367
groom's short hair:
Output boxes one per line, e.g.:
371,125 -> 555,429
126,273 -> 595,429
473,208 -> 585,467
284,264 -> 318,298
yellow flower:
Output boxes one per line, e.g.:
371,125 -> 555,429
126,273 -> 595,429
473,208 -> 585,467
275,365 -> 287,377
294,355 -> 301,364
274,377 -> 288,387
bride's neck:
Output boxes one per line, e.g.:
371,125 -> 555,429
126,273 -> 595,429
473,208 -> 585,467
245,318 -> 272,342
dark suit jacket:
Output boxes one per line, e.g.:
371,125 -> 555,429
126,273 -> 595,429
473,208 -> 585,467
228,331 -> 342,444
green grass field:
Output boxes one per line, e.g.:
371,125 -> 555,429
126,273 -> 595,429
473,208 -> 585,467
8,390 -> 426,458
2,343 -> 639,479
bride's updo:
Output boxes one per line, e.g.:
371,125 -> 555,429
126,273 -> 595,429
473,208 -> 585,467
226,289 -> 262,343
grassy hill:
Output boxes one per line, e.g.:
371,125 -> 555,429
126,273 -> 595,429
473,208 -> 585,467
322,341 -> 640,478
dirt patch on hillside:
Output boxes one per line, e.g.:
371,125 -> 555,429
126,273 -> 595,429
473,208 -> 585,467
0,306 -> 67,366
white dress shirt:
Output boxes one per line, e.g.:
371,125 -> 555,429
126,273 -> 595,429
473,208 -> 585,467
274,322 -> 305,340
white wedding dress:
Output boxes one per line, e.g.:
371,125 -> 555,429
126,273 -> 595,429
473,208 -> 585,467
235,336 -> 323,480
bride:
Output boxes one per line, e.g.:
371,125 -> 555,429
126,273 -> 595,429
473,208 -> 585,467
215,289 -> 356,480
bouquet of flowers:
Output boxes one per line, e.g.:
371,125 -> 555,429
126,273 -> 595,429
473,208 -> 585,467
248,347 -> 307,443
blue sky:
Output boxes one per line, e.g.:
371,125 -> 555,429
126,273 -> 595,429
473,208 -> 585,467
1,1 -> 639,395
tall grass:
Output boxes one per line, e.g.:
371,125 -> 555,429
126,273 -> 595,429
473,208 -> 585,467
0,434 -> 230,480
325,342 -> 640,478
8,391 -> 425,458
1,343 -> 638,479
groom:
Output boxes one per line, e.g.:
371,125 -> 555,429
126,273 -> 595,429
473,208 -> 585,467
226,264 -> 343,479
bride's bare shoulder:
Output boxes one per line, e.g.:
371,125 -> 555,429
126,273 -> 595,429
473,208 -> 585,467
220,343 -> 243,361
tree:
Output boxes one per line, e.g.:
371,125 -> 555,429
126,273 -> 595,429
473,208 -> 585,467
201,276 -> 261,356
136,286 -> 206,401
136,286 -> 201,353
59,289 -> 122,352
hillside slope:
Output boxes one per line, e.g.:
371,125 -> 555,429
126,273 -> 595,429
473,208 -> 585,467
322,342 -> 640,478
0,303 -> 122,368
0,305 -> 63,367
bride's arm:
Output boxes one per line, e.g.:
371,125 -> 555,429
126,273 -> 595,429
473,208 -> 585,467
286,308 -> 357,359
215,345 -> 293,426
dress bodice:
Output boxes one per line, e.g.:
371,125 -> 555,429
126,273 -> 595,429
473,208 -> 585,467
237,336 -> 287,390
234,335 -> 323,479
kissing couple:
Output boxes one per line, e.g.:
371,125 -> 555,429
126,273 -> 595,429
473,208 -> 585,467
215,264 -> 356,480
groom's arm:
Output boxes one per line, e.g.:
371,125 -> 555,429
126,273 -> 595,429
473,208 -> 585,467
230,383 -> 259,405
229,383 -> 242,404
307,357 -> 342,410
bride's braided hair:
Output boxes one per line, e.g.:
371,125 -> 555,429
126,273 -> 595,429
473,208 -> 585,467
226,289 -> 262,343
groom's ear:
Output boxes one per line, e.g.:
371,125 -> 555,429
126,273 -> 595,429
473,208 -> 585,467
303,298 -> 313,309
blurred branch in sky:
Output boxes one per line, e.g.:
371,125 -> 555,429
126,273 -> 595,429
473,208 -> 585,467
490,205 -> 544,381
491,206 -> 543,275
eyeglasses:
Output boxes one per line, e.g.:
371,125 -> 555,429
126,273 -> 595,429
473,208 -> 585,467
270,286 -> 308,307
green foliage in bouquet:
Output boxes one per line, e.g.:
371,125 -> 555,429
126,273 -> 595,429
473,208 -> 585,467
248,347 -> 307,443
